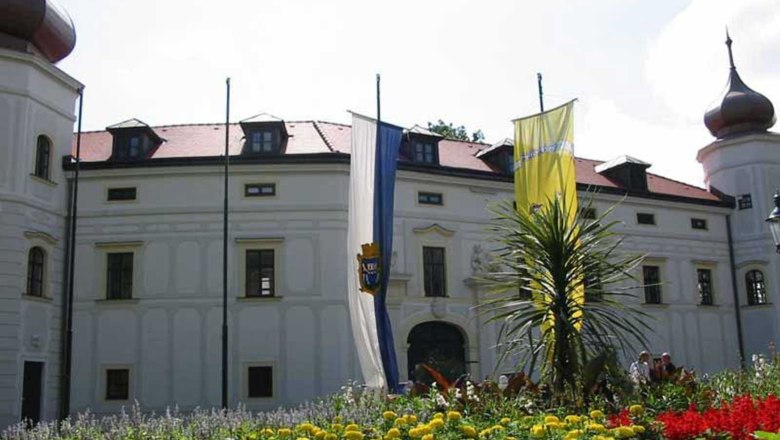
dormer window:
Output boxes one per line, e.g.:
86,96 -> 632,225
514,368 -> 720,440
106,119 -> 164,161
594,155 -> 651,192
403,125 -> 443,165
476,138 -> 514,174
240,113 -> 288,155
247,129 -> 280,154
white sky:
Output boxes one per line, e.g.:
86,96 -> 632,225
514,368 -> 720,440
56,0 -> 780,186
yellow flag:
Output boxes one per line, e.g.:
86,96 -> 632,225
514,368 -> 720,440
513,100 -> 577,219
513,100 -> 582,333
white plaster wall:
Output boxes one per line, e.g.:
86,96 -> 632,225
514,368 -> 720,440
0,49 -> 80,427
66,162 -> 743,416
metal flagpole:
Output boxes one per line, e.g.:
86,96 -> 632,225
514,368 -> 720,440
537,73 -> 544,112
61,87 -> 84,420
222,78 -> 231,409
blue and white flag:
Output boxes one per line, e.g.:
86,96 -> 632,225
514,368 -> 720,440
347,112 -> 401,393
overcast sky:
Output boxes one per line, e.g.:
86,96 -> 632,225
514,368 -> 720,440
56,0 -> 780,186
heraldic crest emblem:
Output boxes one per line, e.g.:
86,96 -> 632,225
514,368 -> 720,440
357,242 -> 381,295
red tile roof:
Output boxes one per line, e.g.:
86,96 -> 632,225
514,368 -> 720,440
72,120 -> 723,204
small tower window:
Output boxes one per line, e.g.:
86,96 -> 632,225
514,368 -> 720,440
248,129 -> 280,154
34,136 -> 51,180
26,247 -> 46,297
746,269 -> 767,305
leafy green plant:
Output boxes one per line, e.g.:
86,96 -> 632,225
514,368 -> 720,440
478,195 -> 651,405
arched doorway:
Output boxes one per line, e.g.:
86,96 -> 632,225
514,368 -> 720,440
407,321 -> 466,383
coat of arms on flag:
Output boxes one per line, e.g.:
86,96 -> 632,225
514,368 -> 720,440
357,242 -> 381,295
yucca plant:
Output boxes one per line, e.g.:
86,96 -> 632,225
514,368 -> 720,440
479,193 -> 651,405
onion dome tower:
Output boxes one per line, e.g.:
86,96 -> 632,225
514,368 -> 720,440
0,0 -> 77,63
704,32 -> 776,139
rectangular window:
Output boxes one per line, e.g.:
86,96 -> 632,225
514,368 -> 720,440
423,246 -> 446,297
418,192 -> 443,205
128,136 -> 141,158
580,207 -> 597,220
691,218 -> 708,230
249,130 -> 278,154
105,368 -> 129,400
34,136 -> 51,179
697,268 -> 714,305
245,183 -> 276,197
738,194 -> 752,210
413,142 -> 437,164
643,265 -> 662,304
247,366 -> 273,398
107,187 -> 137,201
106,252 -> 133,299
637,213 -> 656,225
246,250 -> 275,297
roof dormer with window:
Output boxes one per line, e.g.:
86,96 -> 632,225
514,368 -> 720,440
476,138 -> 514,174
594,155 -> 651,192
402,125 -> 443,166
107,119 -> 164,161
240,113 -> 289,155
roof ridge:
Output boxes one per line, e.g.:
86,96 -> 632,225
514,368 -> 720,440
315,120 -> 351,128
312,121 -> 334,152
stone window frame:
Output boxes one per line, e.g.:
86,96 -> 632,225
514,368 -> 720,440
95,241 -> 143,301
242,362 -> 276,401
22,231 -> 57,300
236,237 -> 284,299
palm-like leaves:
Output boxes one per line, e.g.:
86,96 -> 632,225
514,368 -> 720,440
479,194 -> 651,404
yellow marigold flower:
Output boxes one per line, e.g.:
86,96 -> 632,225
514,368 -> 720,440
593,436 -> 607,440
345,424 -> 360,432
394,418 -> 406,427
421,434 -> 434,440
544,415 -> 560,424
409,428 -> 421,438
587,423 -> 606,433
500,417 -> 512,425
630,425 -> 645,434
383,411 -> 397,421
628,405 -> 644,416
530,425 -> 546,439
429,418 -> 445,429
460,425 -> 478,438
296,437 -> 309,440
564,415 -> 581,424
386,428 -> 401,438
433,412 -> 445,420
260,428 -> 275,436
617,426 -> 635,438
478,428 -> 491,437
589,410 -> 605,419
325,434 -> 338,440
506,437 -> 517,440
344,431 -> 364,440
447,411 -> 462,422
331,424 -> 344,432
300,423 -> 316,432
565,429 -> 583,439
314,431 -> 326,440
418,425 -> 431,436
408,415 -> 418,424
278,429 -> 293,437
546,422 -> 566,431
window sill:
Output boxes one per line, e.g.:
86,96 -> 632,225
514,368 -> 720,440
641,303 -> 669,308
95,298 -> 139,305
21,294 -> 52,303
697,304 -> 719,308
742,303 -> 773,309
30,174 -> 57,187
237,296 -> 282,302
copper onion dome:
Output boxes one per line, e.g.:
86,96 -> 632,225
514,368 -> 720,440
0,0 -> 76,63
704,32 -> 776,139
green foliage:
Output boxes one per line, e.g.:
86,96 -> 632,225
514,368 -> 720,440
478,195 -> 651,405
427,120 -> 485,142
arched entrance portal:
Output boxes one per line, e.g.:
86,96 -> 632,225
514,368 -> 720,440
407,321 -> 466,383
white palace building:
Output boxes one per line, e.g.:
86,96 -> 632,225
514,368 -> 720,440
1,0 -> 779,429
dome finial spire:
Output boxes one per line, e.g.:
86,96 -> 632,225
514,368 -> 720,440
725,28 -> 736,70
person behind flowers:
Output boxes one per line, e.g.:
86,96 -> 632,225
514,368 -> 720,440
629,351 -> 651,385
658,352 -> 677,380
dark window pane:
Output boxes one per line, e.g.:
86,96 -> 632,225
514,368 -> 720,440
107,187 -> 137,201
105,369 -> 129,400
34,136 -> 51,179
26,247 -> 45,297
643,265 -> 661,304
107,253 -> 133,299
423,247 -> 446,297
246,250 -> 274,297
248,129 -> 278,154
691,218 -> 707,230
697,268 -> 713,305
637,213 -> 656,225
738,194 -> 752,210
247,366 -> 273,398
418,192 -> 443,205
746,270 -> 767,305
